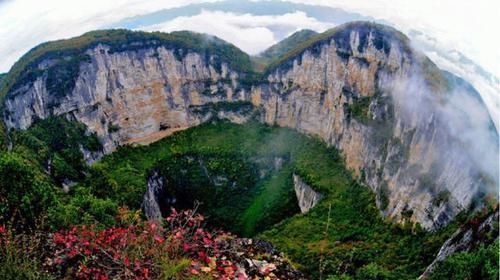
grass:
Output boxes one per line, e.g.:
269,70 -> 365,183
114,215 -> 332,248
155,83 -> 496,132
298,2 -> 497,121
240,164 -> 298,236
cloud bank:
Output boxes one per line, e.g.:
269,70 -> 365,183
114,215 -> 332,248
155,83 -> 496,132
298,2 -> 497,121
279,0 -> 500,79
140,10 -> 330,55
0,0 -> 222,73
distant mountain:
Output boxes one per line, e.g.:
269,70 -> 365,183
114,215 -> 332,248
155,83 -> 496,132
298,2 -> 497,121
260,29 -> 318,59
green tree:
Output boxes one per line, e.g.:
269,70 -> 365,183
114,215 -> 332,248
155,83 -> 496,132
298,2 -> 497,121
0,152 -> 55,228
430,241 -> 499,280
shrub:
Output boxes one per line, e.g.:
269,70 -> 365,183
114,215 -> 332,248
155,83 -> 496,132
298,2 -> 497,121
47,186 -> 118,230
429,241 -> 499,280
0,225 -> 54,280
432,190 -> 451,207
108,123 -> 120,133
0,152 -> 55,228
355,263 -> 391,280
47,208 -> 240,279
348,96 -> 372,123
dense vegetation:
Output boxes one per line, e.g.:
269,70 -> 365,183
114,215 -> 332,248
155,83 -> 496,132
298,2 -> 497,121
0,117 -> 117,230
0,23 -> 497,279
429,241 -> 499,280
0,117 -> 498,279
0,29 -> 254,107
82,121 -> 304,235
252,29 -> 318,72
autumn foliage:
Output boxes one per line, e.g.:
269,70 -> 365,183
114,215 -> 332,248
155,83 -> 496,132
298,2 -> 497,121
46,208 -> 244,279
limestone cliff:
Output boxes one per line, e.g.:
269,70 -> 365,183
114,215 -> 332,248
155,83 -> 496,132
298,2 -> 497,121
293,174 -> 321,213
251,22 -> 498,230
3,39 -> 252,153
143,171 -> 167,220
2,23 -> 497,230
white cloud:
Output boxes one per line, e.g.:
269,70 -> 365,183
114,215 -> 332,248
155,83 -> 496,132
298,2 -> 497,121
0,0 -> 222,73
140,10 -> 331,55
425,50 -> 500,130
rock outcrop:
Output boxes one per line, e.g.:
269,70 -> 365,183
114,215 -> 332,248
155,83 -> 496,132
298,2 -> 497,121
2,22 -> 498,230
419,208 -> 499,279
143,171 -> 168,220
293,174 -> 322,213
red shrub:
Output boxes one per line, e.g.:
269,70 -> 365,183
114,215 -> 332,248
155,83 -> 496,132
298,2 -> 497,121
46,208 -> 243,279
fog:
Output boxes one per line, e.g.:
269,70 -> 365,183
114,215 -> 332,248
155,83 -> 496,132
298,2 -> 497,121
383,63 -> 499,198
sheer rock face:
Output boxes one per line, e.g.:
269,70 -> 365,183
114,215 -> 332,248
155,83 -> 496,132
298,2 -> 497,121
293,174 -> 321,213
4,44 -> 249,153
250,27 -> 498,230
143,171 -> 169,220
3,23 -> 498,230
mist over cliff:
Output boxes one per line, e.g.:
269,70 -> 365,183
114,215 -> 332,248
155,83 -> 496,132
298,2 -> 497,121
385,69 -> 498,196
1,22 -> 497,231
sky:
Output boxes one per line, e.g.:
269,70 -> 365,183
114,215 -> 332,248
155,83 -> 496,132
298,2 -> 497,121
0,0 -> 498,127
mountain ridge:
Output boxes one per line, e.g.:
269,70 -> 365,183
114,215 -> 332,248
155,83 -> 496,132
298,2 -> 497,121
1,21 -> 497,232
259,29 -> 318,60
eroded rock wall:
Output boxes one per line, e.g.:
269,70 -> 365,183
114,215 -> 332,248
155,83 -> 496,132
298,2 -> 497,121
4,44 -> 249,153
250,28 -> 498,230
3,24 -> 497,230
419,209 -> 499,279
293,174 -> 322,213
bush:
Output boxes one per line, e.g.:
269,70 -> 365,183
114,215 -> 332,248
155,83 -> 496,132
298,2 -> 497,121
348,96 -> 372,123
356,263 -> 391,280
0,225 -> 54,280
47,208 -> 239,279
47,186 -> 118,230
429,241 -> 499,280
0,152 -> 55,228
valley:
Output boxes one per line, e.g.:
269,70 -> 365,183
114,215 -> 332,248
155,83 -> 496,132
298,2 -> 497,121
0,21 -> 497,279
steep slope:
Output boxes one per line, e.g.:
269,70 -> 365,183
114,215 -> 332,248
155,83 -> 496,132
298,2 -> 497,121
419,208 -> 498,279
252,22 -> 498,230
2,29 -> 254,153
1,22 -> 497,232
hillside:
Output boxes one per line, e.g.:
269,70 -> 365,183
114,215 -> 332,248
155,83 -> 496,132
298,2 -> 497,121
252,29 -> 318,71
260,29 -> 318,59
2,17 -> 497,231
0,21 -> 497,279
